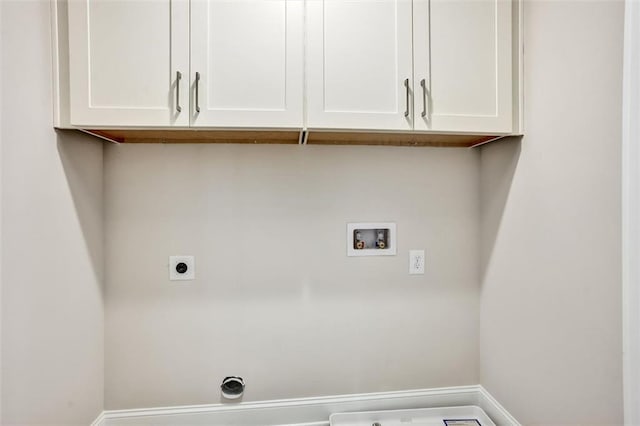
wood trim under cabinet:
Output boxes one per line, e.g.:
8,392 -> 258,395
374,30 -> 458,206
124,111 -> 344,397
84,129 -> 301,144
306,131 -> 500,147
79,129 -> 505,147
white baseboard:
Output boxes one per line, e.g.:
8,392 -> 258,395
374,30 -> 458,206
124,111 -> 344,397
91,385 -> 520,426
477,385 -> 521,426
90,411 -> 106,426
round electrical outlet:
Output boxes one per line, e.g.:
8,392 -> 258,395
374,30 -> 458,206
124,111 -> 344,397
175,262 -> 188,274
169,256 -> 195,281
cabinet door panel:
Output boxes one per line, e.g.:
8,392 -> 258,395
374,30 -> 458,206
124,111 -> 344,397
68,0 -> 189,127
413,0 -> 512,133
306,0 -> 413,130
190,0 -> 303,128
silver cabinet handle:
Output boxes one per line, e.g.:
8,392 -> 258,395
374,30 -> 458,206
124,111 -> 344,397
176,71 -> 182,113
195,72 -> 201,113
420,78 -> 427,118
404,78 -> 410,117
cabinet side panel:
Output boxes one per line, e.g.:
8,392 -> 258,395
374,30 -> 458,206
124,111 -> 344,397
52,0 -> 71,128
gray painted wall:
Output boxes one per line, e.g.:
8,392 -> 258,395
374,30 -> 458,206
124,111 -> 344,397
104,144 -> 480,409
479,0 -> 624,424
0,1 -> 104,424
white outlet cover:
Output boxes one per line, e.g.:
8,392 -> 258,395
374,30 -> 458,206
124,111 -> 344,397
169,256 -> 195,281
409,250 -> 425,275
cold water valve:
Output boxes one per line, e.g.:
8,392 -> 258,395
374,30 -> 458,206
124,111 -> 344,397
376,230 -> 386,249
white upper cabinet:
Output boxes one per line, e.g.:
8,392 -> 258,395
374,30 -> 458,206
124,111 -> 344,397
413,0 -> 513,133
190,0 -> 304,128
305,0 -> 414,130
307,0 -> 513,133
67,0 -> 189,127
61,0 -> 517,135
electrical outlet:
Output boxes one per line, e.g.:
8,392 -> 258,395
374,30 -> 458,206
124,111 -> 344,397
409,250 -> 425,275
169,256 -> 195,281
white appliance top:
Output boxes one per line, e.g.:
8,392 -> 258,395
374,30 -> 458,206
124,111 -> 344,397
330,405 -> 496,426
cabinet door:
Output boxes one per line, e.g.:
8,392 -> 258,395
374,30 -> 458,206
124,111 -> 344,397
190,0 -> 303,128
68,0 -> 189,127
413,0 -> 512,133
306,0 -> 414,130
